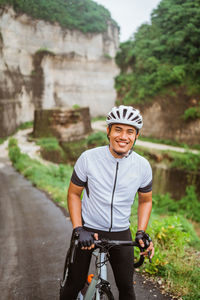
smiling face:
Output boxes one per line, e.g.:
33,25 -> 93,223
107,123 -> 139,158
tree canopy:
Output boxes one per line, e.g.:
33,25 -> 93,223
0,0 -> 118,33
115,0 -> 200,106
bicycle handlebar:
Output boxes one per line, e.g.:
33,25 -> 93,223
94,239 -> 140,247
93,239 -> 145,268
70,238 -> 146,268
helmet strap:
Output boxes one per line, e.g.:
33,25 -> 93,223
133,138 -> 137,147
107,124 -> 112,141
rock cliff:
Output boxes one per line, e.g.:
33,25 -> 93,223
0,6 -> 119,137
138,89 -> 200,145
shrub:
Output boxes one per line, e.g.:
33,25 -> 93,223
152,186 -> 200,223
171,151 -> 200,172
183,106 -> 200,121
130,212 -> 200,298
0,0 -> 118,33
86,131 -> 108,147
8,138 -> 21,163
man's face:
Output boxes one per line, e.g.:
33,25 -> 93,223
107,124 -> 139,158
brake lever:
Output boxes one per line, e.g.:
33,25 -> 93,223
148,251 -> 152,263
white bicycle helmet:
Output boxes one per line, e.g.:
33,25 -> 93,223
106,105 -> 143,130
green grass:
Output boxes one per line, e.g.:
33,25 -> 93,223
8,138 -> 72,207
130,195 -> 200,299
91,116 -> 106,122
36,137 -> 63,152
0,137 -> 7,144
17,121 -> 33,130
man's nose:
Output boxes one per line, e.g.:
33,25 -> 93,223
119,131 -> 128,139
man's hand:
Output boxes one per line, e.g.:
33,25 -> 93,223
73,227 -> 98,250
135,230 -> 154,260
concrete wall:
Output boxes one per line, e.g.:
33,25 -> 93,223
33,107 -> 92,142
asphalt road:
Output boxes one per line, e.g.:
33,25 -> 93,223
0,156 -> 172,300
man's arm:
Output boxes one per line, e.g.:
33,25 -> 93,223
137,191 -> 152,231
67,181 -> 84,229
137,191 -> 154,258
67,181 -> 98,250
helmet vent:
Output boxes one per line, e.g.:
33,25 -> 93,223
127,112 -> 133,119
110,112 -> 116,119
116,110 -> 120,118
132,116 -> 139,121
123,109 -> 127,118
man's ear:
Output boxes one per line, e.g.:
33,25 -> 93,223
107,126 -> 112,141
136,131 -> 140,139
106,126 -> 110,136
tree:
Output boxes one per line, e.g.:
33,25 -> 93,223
115,0 -> 200,105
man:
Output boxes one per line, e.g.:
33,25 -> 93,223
61,105 -> 154,299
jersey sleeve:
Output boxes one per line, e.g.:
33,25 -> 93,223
71,152 -> 87,187
138,160 -> 152,193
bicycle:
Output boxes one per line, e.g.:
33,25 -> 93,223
60,237 -> 147,300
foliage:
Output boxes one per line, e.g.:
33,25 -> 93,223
115,0 -> 200,105
130,207 -> 200,299
8,138 -> 73,207
35,48 -> 55,56
182,106 -> 200,121
72,104 -> 80,109
0,137 -> 6,144
0,0 -> 118,33
171,150 -> 200,172
152,186 -> 200,223
36,137 -> 66,163
86,131 -> 108,147
8,137 -> 21,163
91,116 -> 106,122
17,121 -> 33,130
36,137 -> 63,151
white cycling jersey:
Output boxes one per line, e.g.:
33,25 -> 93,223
71,145 -> 152,232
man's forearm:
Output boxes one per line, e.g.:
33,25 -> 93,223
137,191 -> 152,231
137,202 -> 152,230
68,193 -> 82,228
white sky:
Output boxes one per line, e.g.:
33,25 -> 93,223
93,0 -> 161,42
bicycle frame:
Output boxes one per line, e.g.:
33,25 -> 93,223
61,239 -> 145,300
78,249 -> 108,300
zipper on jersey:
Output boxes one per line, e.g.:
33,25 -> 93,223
109,162 -> 119,232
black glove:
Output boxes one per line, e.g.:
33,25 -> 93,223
73,227 -> 94,248
135,230 -> 152,249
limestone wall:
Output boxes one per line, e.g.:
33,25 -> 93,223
0,6 -> 119,137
